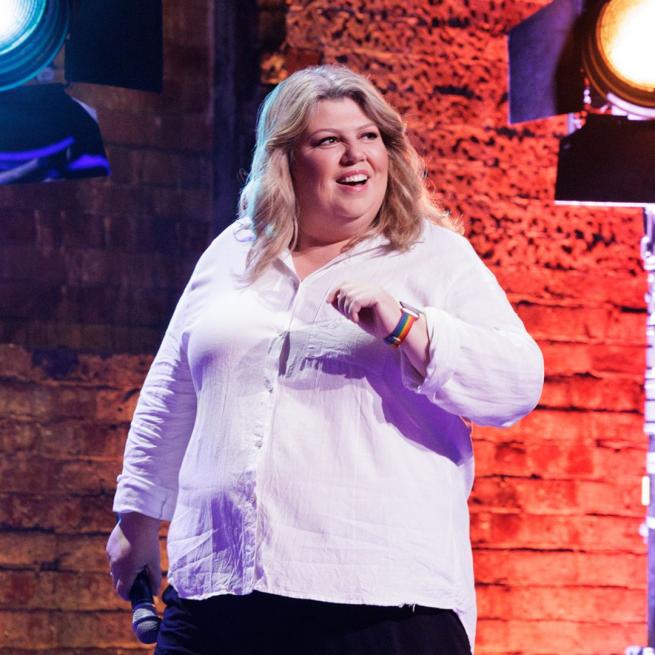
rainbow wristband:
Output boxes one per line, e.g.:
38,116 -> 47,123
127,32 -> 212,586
383,302 -> 422,348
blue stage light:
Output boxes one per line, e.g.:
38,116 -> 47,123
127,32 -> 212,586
0,1 -> 45,54
0,0 -> 69,92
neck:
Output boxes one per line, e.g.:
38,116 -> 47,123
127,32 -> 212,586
291,233 -> 355,281
294,232 -> 352,253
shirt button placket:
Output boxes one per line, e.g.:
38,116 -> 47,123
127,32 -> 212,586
247,281 -> 297,586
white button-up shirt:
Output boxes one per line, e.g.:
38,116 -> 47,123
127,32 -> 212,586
113,219 -> 544,650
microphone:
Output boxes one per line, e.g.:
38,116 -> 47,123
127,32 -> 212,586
129,569 -> 161,644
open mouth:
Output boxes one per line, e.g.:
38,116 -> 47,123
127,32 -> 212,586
336,173 -> 369,186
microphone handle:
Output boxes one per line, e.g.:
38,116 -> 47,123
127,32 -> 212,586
129,568 -> 154,606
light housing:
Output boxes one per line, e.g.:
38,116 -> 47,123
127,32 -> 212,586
508,0 -> 585,125
65,0 -> 163,92
555,114 -> 655,205
0,85 -> 109,183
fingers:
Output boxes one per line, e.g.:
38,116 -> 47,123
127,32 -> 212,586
336,288 -> 359,322
111,560 -> 161,600
114,575 -> 132,601
108,546 -> 142,599
111,564 -> 140,600
328,282 -> 377,323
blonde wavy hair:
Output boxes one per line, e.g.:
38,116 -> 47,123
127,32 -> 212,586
239,65 -> 461,280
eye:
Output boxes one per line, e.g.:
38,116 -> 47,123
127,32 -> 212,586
316,135 -> 338,146
362,131 -> 380,140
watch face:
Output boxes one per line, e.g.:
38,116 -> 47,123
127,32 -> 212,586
399,302 -> 421,318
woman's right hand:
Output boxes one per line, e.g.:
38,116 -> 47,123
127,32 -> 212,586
106,512 -> 162,600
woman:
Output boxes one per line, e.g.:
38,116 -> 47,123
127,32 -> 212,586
107,65 -> 543,655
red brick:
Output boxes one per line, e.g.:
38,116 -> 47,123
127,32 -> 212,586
495,268 -> 646,309
2,493 -> 114,533
38,420 -> 129,459
475,408 -> 644,446
52,459 -> 122,495
516,304 -> 609,342
486,476 -> 641,516
526,440 -> 597,478
0,571 -> 55,609
0,533 -> 57,568
53,610 -> 137,649
0,611 -> 57,649
51,573 -> 125,611
541,342 -> 644,377
477,585 -> 643,623
476,618 -> 645,654
594,445 -> 646,479
474,549 -> 646,589
0,418 -> 40,452
0,455 -> 55,494
0,246 -> 67,284
540,376 -> 642,412
471,511 -> 644,552
471,477 -> 581,514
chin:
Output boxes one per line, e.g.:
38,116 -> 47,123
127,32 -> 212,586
334,202 -> 380,220
334,211 -> 376,226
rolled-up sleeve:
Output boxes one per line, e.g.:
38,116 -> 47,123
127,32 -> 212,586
400,238 -> 544,427
113,281 -> 197,521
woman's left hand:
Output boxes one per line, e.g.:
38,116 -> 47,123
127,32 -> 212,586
327,281 -> 402,339
327,281 -> 430,378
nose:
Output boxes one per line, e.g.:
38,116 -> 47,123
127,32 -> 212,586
341,139 -> 366,164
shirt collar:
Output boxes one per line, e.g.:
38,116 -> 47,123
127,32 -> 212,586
276,230 -> 392,278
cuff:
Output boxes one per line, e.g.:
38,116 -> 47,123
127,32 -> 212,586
400,306 -> 462,400
112,474 -> 178,521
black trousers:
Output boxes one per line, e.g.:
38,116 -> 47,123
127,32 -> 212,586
154,586 -> 472,655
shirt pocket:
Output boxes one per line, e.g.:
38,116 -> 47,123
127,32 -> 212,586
304,316 -> 390,378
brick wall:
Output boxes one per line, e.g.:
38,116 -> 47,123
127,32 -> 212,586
0,344 -> 157,652
0,0 -> 648,653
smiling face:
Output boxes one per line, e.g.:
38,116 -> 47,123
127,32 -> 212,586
290,97 -> 389,247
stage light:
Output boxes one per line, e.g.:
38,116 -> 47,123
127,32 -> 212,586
0,0 -> 163,185
0,0 -> 70,92
508,0 -> 655,123
509,0 -> 655,205
582,0 -> 655,117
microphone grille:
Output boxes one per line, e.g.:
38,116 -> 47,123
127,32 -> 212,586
132,604 -> 161,644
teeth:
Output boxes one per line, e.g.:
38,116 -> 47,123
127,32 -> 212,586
338,174 -> 368,183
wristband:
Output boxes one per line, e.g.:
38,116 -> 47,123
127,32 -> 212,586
383,302 -> 422,348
